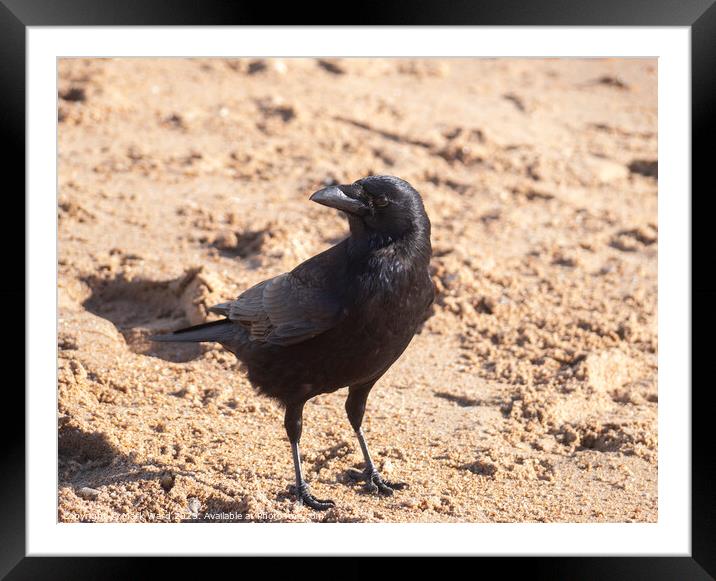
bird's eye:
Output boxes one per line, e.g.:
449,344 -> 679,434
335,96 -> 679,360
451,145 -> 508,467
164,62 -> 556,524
373,196 -> 389,208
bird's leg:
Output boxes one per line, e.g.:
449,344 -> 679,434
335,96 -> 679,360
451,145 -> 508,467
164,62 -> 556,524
284,400 -> 335,511
349,427 -> 407,495
345,383 -> 407,495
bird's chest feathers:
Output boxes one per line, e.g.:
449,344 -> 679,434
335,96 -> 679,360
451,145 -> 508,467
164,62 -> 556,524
353,250 -> 427,320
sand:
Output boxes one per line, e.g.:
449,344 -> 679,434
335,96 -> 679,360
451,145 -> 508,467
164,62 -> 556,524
57,58 -> 657,523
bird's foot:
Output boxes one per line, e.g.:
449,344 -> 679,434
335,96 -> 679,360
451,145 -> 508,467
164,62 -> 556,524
347,467 -> 407,495
289,483 -> 335,511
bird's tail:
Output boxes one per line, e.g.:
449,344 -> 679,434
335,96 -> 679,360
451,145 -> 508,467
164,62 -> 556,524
150,319 -> 236,343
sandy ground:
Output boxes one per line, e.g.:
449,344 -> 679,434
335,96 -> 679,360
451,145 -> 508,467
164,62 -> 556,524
57,58 -> 657,523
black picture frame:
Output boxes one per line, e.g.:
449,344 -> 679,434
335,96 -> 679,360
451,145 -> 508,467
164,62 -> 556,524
4,0 -> 712,577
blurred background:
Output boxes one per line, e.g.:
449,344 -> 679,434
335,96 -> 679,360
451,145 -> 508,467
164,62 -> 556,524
58,58 -> 657,523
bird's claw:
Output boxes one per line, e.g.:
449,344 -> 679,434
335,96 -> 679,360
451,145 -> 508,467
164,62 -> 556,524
289,483 -> 335,511
348,468 -> 407,495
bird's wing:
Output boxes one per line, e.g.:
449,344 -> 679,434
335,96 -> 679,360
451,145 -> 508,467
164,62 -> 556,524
217,271 -> 344,346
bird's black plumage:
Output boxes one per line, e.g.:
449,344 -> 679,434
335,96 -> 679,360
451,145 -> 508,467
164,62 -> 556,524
152,175 -> 434,509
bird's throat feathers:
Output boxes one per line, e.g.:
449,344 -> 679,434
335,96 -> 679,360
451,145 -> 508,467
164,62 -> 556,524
346,215 -> 431,266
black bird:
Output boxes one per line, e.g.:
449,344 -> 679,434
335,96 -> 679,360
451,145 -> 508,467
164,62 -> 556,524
152,175 -> 434,510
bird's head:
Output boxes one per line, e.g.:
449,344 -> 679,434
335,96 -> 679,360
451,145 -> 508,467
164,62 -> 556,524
310,175 -> 430,243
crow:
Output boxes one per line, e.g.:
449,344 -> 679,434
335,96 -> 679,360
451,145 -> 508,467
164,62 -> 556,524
152,175 -> 434,510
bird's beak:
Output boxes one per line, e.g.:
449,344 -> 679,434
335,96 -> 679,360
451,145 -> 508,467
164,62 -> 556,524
310,185 -> 367,215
